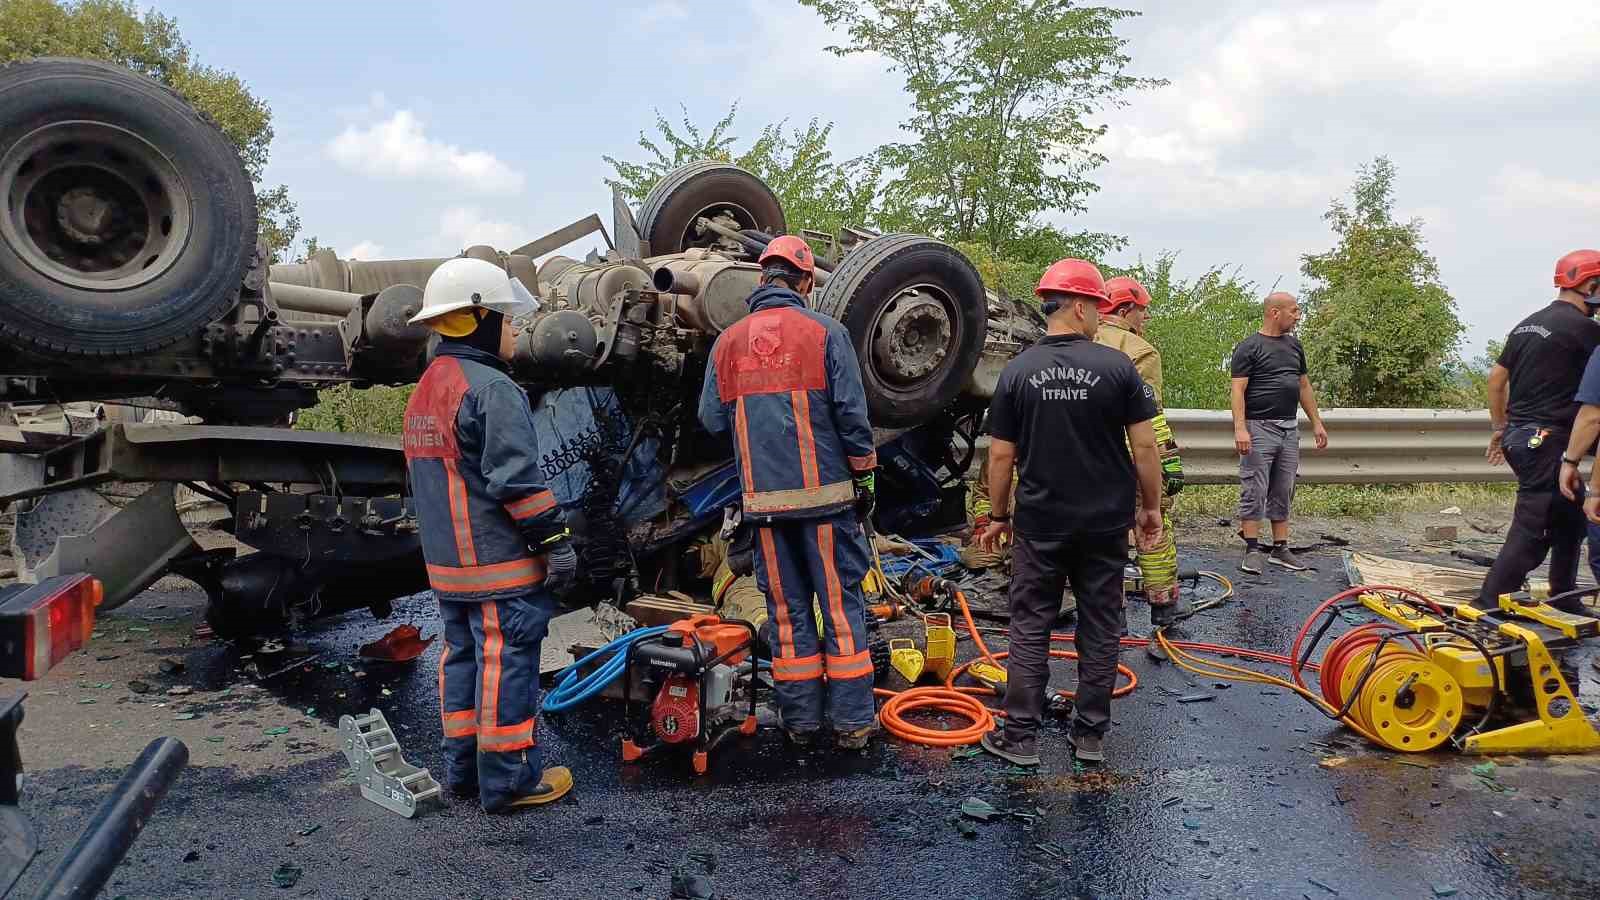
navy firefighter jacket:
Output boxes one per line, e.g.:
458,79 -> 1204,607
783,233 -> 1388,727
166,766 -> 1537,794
698,285 -> 878,520
402,343 -> 565,601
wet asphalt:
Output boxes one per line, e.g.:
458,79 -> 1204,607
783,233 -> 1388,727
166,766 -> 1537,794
10,547 -> 1600,899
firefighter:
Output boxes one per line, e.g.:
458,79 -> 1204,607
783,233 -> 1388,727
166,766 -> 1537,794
976,259 -> 1164,767
1479,249 -> 1600,613
1097,277 -> 1186,654
698,235 -> 881,751
402,257 -> 578,812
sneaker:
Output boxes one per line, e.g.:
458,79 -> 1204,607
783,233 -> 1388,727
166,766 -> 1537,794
1269,545 -> 1309,571
979,729 -> 1040,767
1068,732 -> 1105,764
1239,548 -> 1265,575
835,723 -> 877,751
494,766 -> 574,812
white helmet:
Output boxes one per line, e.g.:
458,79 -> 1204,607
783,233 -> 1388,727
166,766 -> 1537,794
409,257 -> 539,333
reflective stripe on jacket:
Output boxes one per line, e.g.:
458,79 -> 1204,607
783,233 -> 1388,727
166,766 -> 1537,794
403,344 -> 565,601
698,285 -> 877,520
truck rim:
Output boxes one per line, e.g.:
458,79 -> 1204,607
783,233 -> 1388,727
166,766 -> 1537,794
868,282 -> 959,393
1,121 -> 192,292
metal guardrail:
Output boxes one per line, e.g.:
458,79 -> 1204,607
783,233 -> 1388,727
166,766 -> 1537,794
973,408 -> 1545,485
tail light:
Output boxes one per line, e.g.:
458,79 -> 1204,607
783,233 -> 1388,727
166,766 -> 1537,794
0,573 -> 102,680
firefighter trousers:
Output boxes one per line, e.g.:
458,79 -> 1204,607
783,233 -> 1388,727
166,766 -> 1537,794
752,510 -> 877,731
437,591 -> 556,811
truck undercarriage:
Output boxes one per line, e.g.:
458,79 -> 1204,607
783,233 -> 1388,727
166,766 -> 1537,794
0,57 -> 1040,638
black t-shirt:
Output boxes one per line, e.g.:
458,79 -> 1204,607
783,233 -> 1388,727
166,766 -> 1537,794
1497,301 -> 1600,430
987,333 -> 1158,539
1230,332 -> 1307,420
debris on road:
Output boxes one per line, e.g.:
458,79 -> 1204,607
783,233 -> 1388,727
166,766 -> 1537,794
271,862 -> 302,888
959,797 -> 1004,821
358,624 -> 434,663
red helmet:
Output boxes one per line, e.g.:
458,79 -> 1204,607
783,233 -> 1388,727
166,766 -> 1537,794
759,235 -> 816,275
1035,258 -> 1107,303
1101,276 -> 1151,315
1554,249 -> 1600,289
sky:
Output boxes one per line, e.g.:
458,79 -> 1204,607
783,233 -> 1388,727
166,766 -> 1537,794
149,0 -> 1600,357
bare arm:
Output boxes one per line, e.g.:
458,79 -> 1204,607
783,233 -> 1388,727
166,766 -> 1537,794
1231,377 -> 1251,455
1487,364 -> 1510,430
1126,419 -> 1162,513
1299,375 -> 1328,449
986,439 -> 1017,519
1298,375 -> 1325,428
1127,419 -> 1164,549
1230,377 -> 1248,434
1565,405 -> 1600,499
1486,363 -> 1510,465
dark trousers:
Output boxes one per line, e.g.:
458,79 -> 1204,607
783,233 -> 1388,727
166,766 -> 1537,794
1002,530 -> 1126,751
438,591 -> 556,811
1477,424 -> 1587,612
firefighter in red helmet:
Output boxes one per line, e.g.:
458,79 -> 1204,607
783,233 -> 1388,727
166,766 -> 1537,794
698,235 -> 881,750
976,258 -> 1164,768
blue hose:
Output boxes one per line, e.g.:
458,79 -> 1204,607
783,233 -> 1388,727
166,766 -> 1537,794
542,626 -> 669,712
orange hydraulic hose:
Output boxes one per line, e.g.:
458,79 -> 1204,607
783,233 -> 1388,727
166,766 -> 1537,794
874,590 -> 1137,746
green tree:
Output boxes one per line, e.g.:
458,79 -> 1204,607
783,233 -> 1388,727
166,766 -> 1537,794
0,0 -> 300,260
604,103 -> 877,236
1299,157 -> 1466,407
802,0 -> 1157,260
1125,254 -> 1262,409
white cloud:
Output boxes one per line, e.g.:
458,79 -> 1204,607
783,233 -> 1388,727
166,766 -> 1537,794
639,1 -> 687,26
326,109 -> 525,193
1491,165 -> 1600,214
434,207 -> 529,252
344,240 -> 386,260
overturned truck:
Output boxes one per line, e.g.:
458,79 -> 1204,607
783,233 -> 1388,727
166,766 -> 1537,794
0,58 -> 1040,637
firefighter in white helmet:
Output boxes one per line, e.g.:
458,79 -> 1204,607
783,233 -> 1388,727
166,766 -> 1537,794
402,257 -> 577,812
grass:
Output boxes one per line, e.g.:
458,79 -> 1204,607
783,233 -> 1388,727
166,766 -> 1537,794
293,384 -> 412,435
1174,482 -> 1516,523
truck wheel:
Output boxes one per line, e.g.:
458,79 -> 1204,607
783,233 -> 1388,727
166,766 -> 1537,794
0,58 -> 256,356
636,161 -> 784,255
815,235 -> 988,428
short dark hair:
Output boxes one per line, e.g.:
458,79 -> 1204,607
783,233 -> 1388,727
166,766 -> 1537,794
761,261 -> 807,289
1038,290 -> 1094,314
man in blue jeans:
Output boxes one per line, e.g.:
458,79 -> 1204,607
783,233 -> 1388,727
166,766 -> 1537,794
1481,250 -> 1600,614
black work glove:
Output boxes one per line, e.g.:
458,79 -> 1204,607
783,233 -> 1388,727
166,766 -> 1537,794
542,540 -> 578,594
853,469 -> 876,521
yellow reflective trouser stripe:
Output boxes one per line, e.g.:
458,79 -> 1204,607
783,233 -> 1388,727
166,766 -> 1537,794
1138,511 -> 1178,594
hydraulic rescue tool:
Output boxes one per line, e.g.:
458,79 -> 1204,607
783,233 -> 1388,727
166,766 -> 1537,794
1301,586 -> 1600,754
1153,583 -> 1600,755
620,615 -> 761,775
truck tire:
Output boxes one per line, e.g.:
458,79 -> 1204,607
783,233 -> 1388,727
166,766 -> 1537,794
0,58 -> 256,357
636,161 -> 784,255
815,235 -> 987,428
